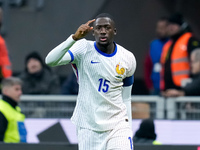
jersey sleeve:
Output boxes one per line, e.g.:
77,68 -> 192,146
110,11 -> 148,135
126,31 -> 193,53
122,85 -> 133,128
45,35 -> 76,66
69,38 -> 87,64
126,52 -> 137,77
45,35 -> 87,67
122,52 -> 136,87
123,75 -> 134,87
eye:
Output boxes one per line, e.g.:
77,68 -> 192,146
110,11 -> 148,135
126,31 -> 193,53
105,25 -> 112,30
96,26 -> 101,30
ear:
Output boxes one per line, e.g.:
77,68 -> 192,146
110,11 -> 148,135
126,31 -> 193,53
114,28 -> 117,35
2,87 -> 8,95
92,29 -> 95,36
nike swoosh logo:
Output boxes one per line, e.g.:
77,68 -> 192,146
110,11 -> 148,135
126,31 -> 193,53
91,60 -> 100,64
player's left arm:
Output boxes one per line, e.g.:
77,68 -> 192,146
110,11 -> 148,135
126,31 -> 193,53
122,52 -> 136,128
122,76 -> 134,128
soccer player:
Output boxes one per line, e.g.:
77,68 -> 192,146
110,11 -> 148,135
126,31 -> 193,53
45,13 -> 136,150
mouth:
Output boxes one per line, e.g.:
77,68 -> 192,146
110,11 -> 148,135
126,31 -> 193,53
100,37 -> 107,42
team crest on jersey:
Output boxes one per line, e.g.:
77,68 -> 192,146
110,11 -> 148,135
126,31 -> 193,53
115,63 -> 125,79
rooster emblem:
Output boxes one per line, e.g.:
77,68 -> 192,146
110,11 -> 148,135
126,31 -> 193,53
115,63 -> 125,78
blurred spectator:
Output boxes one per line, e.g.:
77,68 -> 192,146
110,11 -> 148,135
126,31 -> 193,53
61,71 -> 78,95
0,77 -> 27,143
160,13 -> 200,93
18,51 -> 60,94
144,17 -> 169,95
163,48 -> 200,96
133,118 -> 161,145
0,7 -> 12,92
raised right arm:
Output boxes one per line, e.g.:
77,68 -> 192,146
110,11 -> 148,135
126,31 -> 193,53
45,35 -> 76,67
45,19 -> 95,67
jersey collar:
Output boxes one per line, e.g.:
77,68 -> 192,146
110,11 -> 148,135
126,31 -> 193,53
94,42 -> 117,57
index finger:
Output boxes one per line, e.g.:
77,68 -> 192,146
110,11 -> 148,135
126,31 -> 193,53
86,19 -> 95,26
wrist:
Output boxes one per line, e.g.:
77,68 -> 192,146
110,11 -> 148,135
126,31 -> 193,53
72,34 -> 78,41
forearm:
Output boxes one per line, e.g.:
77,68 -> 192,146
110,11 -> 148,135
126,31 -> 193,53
45,35 -> 76,67
122,85 -> 133,129
124,100 -> 132,128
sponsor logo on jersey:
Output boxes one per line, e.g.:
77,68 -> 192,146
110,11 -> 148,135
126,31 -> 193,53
91,60 -> 100,64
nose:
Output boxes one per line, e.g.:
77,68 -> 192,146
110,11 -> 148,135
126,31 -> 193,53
100,27 -> 106,34
19,90 -> 22,96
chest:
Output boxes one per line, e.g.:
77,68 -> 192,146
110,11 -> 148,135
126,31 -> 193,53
80,50 -> 129,82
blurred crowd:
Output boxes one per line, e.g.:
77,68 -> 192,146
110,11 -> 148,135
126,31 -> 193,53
144,13 -> 200,97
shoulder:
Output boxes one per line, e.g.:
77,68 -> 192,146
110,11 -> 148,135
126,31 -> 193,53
74,38 -> 93,47
76,38 -> 87,43
70,38 -> 94,55
117,44 -> 136,62
119,45 -> 136,64
117,44 -> 136,76
150,39 -> 160,44
117,44 -> 134,57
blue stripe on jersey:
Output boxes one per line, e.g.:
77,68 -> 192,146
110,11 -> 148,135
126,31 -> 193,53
94,42 -> 117,57
123,75 -> 134,86
68,50 -> 74,63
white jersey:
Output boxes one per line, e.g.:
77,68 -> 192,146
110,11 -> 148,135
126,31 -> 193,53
45,35 -> 136,131
69,38 -> 136,131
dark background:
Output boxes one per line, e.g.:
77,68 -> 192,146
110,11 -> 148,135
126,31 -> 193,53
2,0 -> 200,89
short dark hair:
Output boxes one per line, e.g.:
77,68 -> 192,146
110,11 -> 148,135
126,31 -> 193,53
94,13 -> 115,27
95,13 -> 115,22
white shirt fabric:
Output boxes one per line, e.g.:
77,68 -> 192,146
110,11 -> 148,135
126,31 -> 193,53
45,35 -> 136,131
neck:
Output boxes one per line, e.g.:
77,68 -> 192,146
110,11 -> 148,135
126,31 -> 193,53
171,30 -> 186,41
2,95 -> 18,108
96,42 -> 115,54
159,37 -> 168,42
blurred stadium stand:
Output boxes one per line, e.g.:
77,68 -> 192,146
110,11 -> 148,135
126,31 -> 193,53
13,95 -> 200,120
0,0 -> 26,7
1,0 -> 200,83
